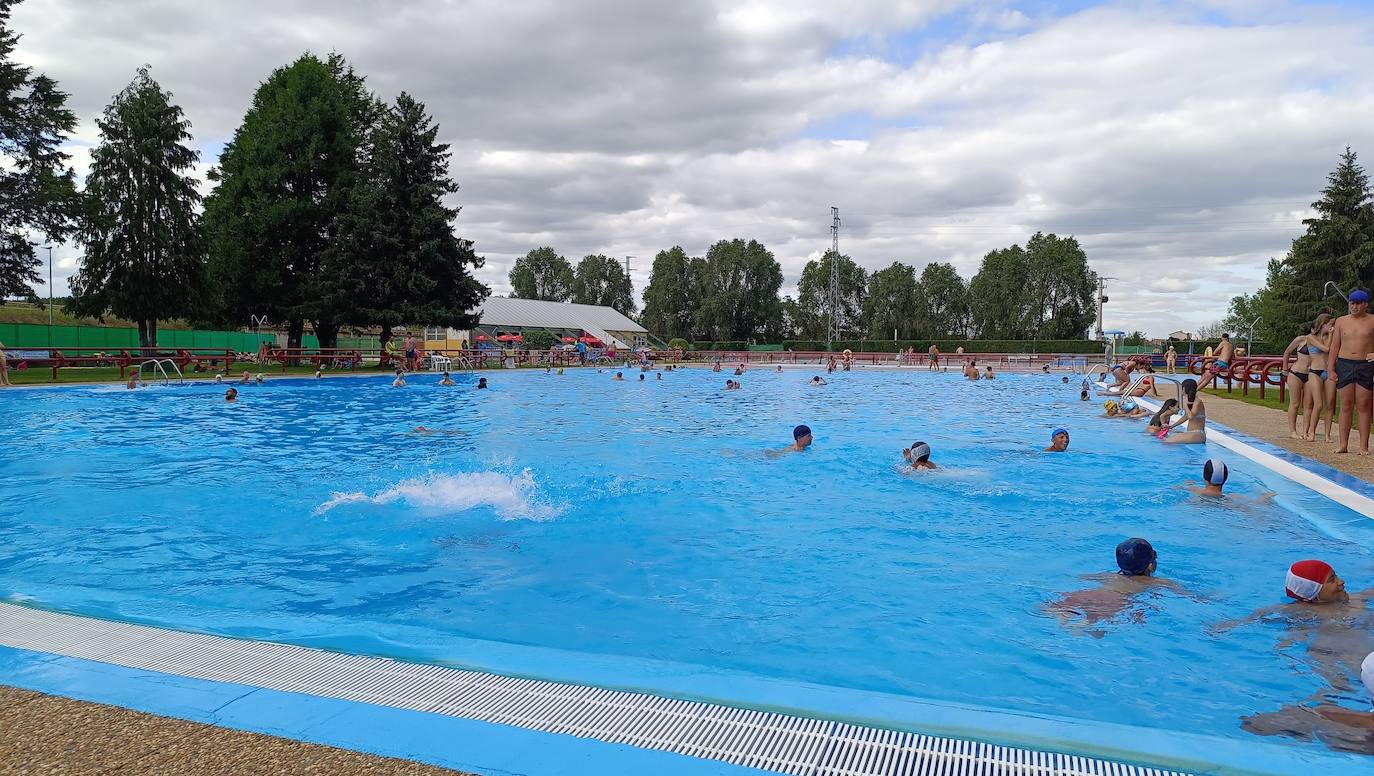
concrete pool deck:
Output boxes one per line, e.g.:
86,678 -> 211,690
0,685 -> 468,775
1200,392 -> 1374,483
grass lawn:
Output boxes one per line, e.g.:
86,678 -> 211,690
1202,387 -> 1291,412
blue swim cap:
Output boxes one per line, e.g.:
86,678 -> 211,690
793,424 -> 812,440
1121,398 -> 1137,412
1116,538 -> 1156,576
1351,289 -> 1370,303
1051,428 -> 1068,440
1203,458 -> 1228,486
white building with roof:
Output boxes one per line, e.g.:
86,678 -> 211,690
426,297 -> 655,351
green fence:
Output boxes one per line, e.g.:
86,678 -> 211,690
0,323 -> 380,352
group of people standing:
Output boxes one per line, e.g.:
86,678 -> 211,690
1282,291 -> 1374,454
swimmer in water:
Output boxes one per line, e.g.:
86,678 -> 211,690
224,387 -> 238,402
613,372 -> 624,381
725,379 -> 741,390
238,370 -> 251,384
638,373 -> 645,381
775,365 -> 783,372
314,367 -> 323,379
789,424 -> 812,451
392,369 -> 406,387
1181,457 -> 1275,504
126,374 -> 140,390
1102,398 -> 1149,418
733,367 -> 744,376
656,372 -> 663,380
1214,561 -> 1374,752
1062,376 -> 1069,384
255,373 -> 264,383
902,441 -> 937,470
477,377 -> 488,389
1045,428 -> 1070,452
1079,389 -> 1089,401
438,371 -> 455,386
1047,538 -> 1195,638
1145,399 -> 1179,434
984,365 -> 996,379
809,375 -> 827,386
963,361 -> 981,380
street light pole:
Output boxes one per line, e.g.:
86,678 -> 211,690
31,242 -> 53,345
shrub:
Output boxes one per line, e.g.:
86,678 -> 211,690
523,330 -> 556,351
667,337 -> 690,351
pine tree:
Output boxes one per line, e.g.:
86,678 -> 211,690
328,92 -> 488,346
0,0 -> 79,302
68,67 -> 205,347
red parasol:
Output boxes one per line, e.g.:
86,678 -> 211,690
497,333 -> 523,342
560,336 -> 577,343
579,336 -> 603,345
475,334 -> 489,341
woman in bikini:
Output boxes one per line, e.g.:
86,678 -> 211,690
1304,314 -> 1335,442
1145,399 -> 1179,435
1281,327 -> 1313,439
1160,378 -> 1206,444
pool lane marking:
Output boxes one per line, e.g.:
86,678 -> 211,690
0,602 -> 1198,776
1130,395 -> 1374,519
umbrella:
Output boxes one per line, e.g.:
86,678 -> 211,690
475,334 -> 489,341
497,334 -> 523,342
579,336 -> 603,345
560,336 -> 577,343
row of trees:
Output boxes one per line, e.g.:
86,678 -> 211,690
0,1 -> 488,347
512,234 -> 1098,343
1223,148 -> 1374,343
632,233 -> 1097,342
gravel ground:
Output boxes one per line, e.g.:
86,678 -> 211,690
0,686 -> 467,776
1204,393 -> 1374,482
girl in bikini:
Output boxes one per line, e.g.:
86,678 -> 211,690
1281,327 -> 1313,439
1160,378 -> 1206,444
1304,314 -> 1335,442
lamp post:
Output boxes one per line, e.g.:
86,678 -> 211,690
31,242 -> 53,345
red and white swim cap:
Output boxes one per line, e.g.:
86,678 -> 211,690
1285,560 -> 1333,602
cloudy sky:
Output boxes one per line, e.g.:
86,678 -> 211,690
12,0 -> 1374,337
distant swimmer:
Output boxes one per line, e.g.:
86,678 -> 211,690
557,368 -> 564,375
775,365 -> 783,372
1047,538 -> 1195,638
638,373 -> 645,381
724,379 -> 741,390
657,372 -> 663,380
789,424 -> 812,451
392,369 -> 406,387
809,375 -> 827,386
712,360 -> 722,373
1079,389 -> 1089,401
438,371 -> 455,386
1045,428 -> 1070,452
984,366 -> 996,379
255,373 -> 264,384
224,387 -> 238,402
1182,457 -> 1275,504
1042,364 -> 1050,373
1061,376 -> 1070,384
733,367 -> 744,376
613,372 -> 625,381
902,441 -> 937,470
963,361 -> 981,380
1145,399 -> 1179,434
238,370 -> 251,384
476,377 -> 488,389
314,367 -> 323,379
126,374 -> 139,390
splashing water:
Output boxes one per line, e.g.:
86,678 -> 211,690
315,470 -> 560,520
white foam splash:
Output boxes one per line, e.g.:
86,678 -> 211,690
315,470 -> 560,520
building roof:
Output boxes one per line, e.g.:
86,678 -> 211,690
474,297 -> 647,336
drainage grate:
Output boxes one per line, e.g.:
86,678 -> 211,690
0,603 -> 1191,776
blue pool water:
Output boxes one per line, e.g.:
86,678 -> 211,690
2,368 -> 1373,764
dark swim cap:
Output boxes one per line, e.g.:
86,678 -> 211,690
793,424 -> 812,440
1116,538 -> 1157,576
909,441 -> 931,462
1203,458 -> 1228,486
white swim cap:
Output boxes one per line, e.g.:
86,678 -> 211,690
1203,458 -> 1228,486
1363,651 -> 1374,702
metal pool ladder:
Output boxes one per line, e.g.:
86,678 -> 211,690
138,359 -> 184,386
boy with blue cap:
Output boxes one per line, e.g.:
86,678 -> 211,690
1045,428 -> 1070,452
1329,289 -> 1374,454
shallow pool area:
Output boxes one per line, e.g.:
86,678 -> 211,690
3,368 -> 1373,771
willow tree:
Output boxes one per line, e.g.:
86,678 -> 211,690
69,67 -> 205,346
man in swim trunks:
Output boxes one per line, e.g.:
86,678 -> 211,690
1330,290 -> 1374,454
1201,333 -> 1234,389
1045,428 -> 1069,452
928,344 -> 940,371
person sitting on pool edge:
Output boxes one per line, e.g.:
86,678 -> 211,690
476,377 -> 488,389
902,441 -> 937,470
224,387 -> 238,402
1045,428 -> 1070,452
438,371 -> 455,386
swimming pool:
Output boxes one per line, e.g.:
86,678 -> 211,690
2,368 -> 1372,771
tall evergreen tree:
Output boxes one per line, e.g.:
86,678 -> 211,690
509,246 -> 573,301
0,0 -> 79,302
694,238 -> 782,341
68,67 -> 205,347
795,251 -> 867,339
1267,148 -> 1374,336
572,253 -> 634,314
203,54 -> 368,348
862,262 -> 919,340
640,246 -> 695,339
327,92 -> 488,347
